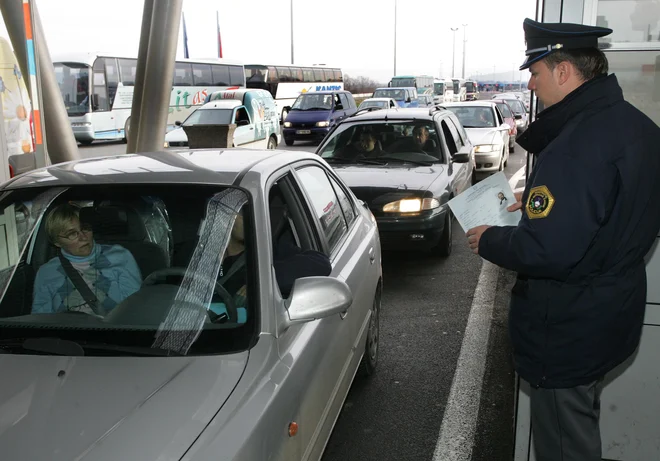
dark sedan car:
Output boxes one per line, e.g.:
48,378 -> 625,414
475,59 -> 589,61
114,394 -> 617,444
315,108 -> 476,256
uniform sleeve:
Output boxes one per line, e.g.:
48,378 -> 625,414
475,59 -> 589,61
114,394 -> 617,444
479,156 -> 618,279
273,241 -> 333,298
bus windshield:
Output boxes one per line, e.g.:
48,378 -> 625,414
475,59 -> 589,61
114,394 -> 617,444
434,83 -> 445,94
54,62 -> 91,116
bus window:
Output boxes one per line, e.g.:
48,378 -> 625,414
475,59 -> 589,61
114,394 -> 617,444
333,69 -> 342,82
92,59 -> 109,112
118,58 -> 137,86
104,58 -> 119,107
313,68 -> 324,82
174,63 -> 193,86
323,69 -> 334,81
192,64 -> 213,86
267,66 -> 278,83
276,67 -> 291,82
229,66 -> 244,86
303,68 -> 314,83
211,65 -> 230,86
291,67 -> 303,82
245,66 -> 267,83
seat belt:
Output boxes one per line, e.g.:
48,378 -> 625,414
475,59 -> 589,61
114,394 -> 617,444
58,252 -> 105,316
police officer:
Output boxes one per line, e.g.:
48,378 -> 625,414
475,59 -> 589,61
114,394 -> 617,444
465,18 -> 660,461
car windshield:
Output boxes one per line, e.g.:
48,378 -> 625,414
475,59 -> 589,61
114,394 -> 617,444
291,93 -> 333,110
183,108 -> 233,125
0,184 -> 255,356
447,106 -> 495,128
373,89 -> 405,100
359,101 -> 387,109
319,121 -> 443,164
434,83 -> 445,95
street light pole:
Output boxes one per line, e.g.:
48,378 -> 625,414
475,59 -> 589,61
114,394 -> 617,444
290,0 -> 294,65
451,27 -> 458,77
394,0 -> 397,76
461,24 -> 467,79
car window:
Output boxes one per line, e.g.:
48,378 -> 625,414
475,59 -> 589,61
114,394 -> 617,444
295,166 -> 348,253
440,120 -> 458,155
449,115 -> 469,145
328,174 -> 357,227
444,117 -> 464,150
338,93 -> 349,109
235,107 -> 250,124
0,184 -> 256,356
497,102 -> 514,118
494,107 -> 504,125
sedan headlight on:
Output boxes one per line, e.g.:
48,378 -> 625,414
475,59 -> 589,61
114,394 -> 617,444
474,144 -> 497,153
382,198 -> 440,213
316,121 -> 330,127
283,122 -> 292,128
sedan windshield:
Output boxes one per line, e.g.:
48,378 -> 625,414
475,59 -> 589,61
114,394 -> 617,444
319,121 -> 443,164
0,184 -> 255,356
447,106 -> 496,128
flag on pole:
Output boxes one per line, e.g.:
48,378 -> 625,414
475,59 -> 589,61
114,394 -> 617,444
217,11 -> 223,58
183,12 -> 190,59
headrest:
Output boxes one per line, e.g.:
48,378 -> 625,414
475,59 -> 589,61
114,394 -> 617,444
79,206 -> 146,241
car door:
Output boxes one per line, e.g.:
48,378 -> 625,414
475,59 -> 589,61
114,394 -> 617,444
232,106 -> 255,147
493,106 -> 510,158
292,162 -> 377,459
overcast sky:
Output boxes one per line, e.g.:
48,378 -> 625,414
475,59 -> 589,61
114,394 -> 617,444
3,0 -> 536,83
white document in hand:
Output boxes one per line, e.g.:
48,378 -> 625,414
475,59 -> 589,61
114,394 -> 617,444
447,171 -> 522,233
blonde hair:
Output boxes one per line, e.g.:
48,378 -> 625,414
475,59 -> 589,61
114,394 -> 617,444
46,203 -> 80,243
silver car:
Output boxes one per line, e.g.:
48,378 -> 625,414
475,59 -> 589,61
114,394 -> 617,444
0,149 -> 382,460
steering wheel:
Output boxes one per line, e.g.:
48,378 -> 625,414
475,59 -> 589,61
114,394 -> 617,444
142,267 -> 238,323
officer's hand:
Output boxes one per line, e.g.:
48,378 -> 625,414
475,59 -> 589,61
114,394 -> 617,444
466,225 -> 491,255
507,191 -> 524,212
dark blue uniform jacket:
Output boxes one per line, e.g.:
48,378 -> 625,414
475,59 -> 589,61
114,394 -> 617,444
480,74 -> 660,388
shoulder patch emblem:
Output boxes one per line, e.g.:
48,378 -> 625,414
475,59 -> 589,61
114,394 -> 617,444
526,185 -> 555,219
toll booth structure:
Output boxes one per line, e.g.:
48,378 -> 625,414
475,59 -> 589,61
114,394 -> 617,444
514,0 -> 660,460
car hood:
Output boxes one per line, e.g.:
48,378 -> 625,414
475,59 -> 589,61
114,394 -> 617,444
0,352 -> 248,461
332,164 -> 445,211
464,127 -> 500,146
285,109 -> 332,123
165,127 -> 188,142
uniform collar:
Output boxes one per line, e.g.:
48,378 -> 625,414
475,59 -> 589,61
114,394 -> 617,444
517,74 -> 623,154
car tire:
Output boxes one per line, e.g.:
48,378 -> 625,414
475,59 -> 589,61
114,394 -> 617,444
358,284 -> 381,377
267,136 -> 277,150
436,210 -> 453,257
284,138 -> 294,146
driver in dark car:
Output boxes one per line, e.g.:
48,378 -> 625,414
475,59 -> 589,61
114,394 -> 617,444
32,203 -> 142,316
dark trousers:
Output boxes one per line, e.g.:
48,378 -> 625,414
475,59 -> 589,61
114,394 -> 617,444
528,378 -> 604,461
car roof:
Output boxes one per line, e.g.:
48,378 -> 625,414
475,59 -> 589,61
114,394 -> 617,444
361,98 -> 395,102
3,149 -> 319,190
343,107 -> 449,123
304,90 -> 350,95
442,101 -> 497,108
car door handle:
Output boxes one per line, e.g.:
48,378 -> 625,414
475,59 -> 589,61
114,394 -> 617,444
368,247 -> 375,264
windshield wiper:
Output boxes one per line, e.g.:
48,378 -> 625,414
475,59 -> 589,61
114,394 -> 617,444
303,107 -> 330,111
0,337 -> 182,356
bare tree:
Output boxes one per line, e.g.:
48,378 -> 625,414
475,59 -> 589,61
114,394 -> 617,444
344,74 -> 383,94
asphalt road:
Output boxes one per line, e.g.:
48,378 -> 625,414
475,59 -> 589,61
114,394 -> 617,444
80,128 -> 527,461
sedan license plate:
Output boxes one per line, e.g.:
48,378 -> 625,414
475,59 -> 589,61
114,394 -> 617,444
296,129 -> 311,135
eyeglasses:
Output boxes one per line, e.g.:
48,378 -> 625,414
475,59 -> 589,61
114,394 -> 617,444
58,224 -> 93,242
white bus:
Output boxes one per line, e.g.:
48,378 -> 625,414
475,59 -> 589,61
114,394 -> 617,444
452,78 -> 467,102
244,64 -> 343,121
52,54 -> 245,144
433,78 -> 454,104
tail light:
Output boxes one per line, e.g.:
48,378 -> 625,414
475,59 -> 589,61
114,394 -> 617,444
8,164 -> 14,178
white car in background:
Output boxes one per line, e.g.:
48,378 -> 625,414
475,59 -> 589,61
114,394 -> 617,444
443,101 -> 511,177
357,97 -> 399,111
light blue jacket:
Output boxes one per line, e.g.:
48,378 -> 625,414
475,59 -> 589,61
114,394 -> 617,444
32,243 -> 142,314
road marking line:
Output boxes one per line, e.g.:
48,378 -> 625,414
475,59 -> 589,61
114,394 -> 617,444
432,260 -> 500,461
509,165 -> 526,190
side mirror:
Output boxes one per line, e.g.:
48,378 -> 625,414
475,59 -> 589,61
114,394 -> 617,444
286,277 -> 353,324
174,121 -> 182,127
283,106 -> 292,112
452,152 -> 470,163
514,114 -> 523,120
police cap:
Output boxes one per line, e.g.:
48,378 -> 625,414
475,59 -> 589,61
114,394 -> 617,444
520,18 -> 613,70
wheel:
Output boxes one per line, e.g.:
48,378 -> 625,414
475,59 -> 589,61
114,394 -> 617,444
267,136 -> 277,150
284,138 -> 294,146
123,117 -> 131,144
436,210 -> 453,257
358,285 -> 381,377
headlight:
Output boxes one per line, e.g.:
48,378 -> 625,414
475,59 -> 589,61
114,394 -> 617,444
163,141 -> 169,148
316,121 -> 330,127
283,122 -> 292,128
382,198 -> 440,213
474,144 -> 497,153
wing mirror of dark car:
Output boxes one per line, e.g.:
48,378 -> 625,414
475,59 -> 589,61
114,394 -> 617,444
514,114 -> 523,120
285,277 -> 353,325
175,121 -> 182,126
452,152 -> 470,163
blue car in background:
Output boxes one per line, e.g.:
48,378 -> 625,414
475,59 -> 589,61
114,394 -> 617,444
372,87 -> 419,108
282,91 -> 357,145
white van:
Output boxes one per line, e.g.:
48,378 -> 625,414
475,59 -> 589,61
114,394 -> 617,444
164,89 -> 280,149
433,78 -> 454,104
